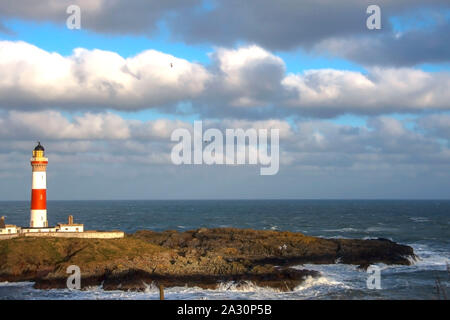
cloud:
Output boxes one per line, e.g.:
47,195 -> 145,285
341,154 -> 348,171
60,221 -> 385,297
0,41 -> 210,111
167,0 -> 450,67
0,0 -> 200,35
1,41 -> 450,118
0,111 -> 131,140
282,67 -> 450,116
0,110 -> 448,199
286,117 -> 441,158
0,110 -> 195,143
207,46 -> 286,107
167,0 -> 446,48
417,114 -> 450,141
0,110 -> 448,166
1,1 -> 448,67
315,22 -> 450,67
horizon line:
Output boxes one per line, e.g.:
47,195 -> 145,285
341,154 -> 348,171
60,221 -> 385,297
0,198 -> 449,202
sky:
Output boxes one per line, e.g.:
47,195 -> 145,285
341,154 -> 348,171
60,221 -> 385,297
0,0 -> 449,200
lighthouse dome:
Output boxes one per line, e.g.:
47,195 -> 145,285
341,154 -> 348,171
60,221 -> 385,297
32,142 -> 45,158
34,142 -> 44,151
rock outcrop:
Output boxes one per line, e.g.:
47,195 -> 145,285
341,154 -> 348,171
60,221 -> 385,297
0,228 -> 416,291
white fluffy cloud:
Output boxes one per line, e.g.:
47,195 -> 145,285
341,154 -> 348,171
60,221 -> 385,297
0,110 -> 196,143
206,46 -> 286,107
282,68 -> 450,116
0,41 -> 210,110
1,41 -> 449,117
0,111 -> 131,140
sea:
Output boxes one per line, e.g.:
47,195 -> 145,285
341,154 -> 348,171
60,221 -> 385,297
0,200 -> 448,300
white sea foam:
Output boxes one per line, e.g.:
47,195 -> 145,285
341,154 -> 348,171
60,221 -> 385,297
293,275 -> 346,291
409,217 -> 430,223
323,228 -> 359,233
365,226 -> 398,232
362,236 -> 394,241
2,274 -> 353,300
410,244 -> 449,269
216,281 -> 282,293
2,255 -> 444,300
0,281 -> 34,287
375,243 -> 449,274
320,235 -> 346,239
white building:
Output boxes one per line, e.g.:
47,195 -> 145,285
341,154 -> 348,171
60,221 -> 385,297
56,215 -> 84,232
0,217 -> 20,234
21,227 -> 59,233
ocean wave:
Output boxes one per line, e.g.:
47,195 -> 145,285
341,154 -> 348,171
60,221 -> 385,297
363,236 -> 394,241
409,217 -> 430,223
216,281 -> 282,293
322,225 -> 399,235
293,275 -> 347,291
323,228 -> 359,233
294,265 -> 359,287
0,281 -> 34,287
374,243 -> 449,274
364,227 -> 398,233
410,244 -> 449,269
317,235 -> 347,239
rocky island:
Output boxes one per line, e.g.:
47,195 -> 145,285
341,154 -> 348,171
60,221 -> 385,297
0,228 -> 416,291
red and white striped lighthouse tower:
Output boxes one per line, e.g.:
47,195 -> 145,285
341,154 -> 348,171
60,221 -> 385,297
30,142 -> 48,228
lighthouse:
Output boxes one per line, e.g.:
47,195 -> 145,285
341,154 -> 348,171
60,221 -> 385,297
0,141 -> 123,238
30,142 -> 48,228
